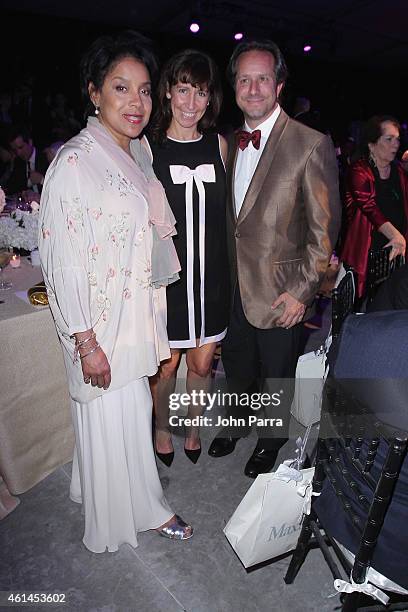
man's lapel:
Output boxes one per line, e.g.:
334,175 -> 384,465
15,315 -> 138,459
237,110 -> 289,226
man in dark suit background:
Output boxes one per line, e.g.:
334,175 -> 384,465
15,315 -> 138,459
4,125 -> 48,198
208,40 -> 340,477
293,95 -> 327,134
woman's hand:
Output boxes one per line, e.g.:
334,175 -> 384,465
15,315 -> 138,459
75,329 -> 111,390
379,221 -> 406,260
81,347 -> 111,390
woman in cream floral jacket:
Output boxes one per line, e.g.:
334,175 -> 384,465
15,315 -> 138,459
39,31 -> 193,553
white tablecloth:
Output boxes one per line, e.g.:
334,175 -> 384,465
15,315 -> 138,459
0,257 -> 74,513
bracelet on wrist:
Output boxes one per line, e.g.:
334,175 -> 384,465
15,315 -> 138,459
80,343 -> 100,360
73,332 -> 96,362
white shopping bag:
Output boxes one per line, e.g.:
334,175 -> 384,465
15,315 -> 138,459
224,463 -> 315,568
290,344 -> 329,427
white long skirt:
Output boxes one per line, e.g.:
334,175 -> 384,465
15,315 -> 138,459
69,376 -> 173,553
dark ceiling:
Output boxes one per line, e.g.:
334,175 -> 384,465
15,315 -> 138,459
3,0 -> 408,69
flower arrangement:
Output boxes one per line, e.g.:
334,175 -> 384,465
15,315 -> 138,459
0,204 -> 39,251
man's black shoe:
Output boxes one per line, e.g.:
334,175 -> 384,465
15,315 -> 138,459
244,446 -> 279,478
208,436 -> 238,457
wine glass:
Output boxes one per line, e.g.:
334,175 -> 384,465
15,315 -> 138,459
0,249 -> 12,290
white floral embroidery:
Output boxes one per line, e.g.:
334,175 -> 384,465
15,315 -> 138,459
123,288 -> 132,300
88,272 -> 97,286
133,260 -> 152,289
108,213 -> 130,248
83,137 -> 94,153
134,226 -> 146,246
89,207 -> 103,220
105,169 -> 136,197
66,202 -> 83,232
96,291 -> 111,311
89,245 -> 99,261
135,277 -> 152,290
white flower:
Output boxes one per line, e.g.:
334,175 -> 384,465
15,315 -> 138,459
0,186 -> 5,214
0,209 -> 39,250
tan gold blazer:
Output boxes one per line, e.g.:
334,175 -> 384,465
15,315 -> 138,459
226,110 -> 341,328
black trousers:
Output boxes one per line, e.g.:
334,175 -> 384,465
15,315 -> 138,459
219,288 -> 302,451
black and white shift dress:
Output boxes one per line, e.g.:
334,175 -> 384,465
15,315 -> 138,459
147,133 -> 229,348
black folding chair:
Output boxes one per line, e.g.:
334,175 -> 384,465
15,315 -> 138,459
331,269 -> 357,338
366,247 -> 405,305
284,379 -> 408,611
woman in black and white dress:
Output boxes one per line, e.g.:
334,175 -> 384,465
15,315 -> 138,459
146,49 -> 229,465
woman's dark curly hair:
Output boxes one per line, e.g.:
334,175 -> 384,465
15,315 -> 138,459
360,114 -> 400,161
150,49 -> 222,143
80,30 -> 158,119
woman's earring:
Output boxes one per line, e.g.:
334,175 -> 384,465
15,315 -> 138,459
207,102 -> 210,107
165,92 -> 171,99
94,105 -> 100,116
368,149 -> 376,167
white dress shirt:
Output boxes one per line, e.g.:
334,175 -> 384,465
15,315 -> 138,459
234,104 -> 281,216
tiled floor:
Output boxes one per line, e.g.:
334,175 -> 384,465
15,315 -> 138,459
1,313 -> 343,612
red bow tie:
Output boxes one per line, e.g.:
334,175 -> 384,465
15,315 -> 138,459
236,129 -> 261,151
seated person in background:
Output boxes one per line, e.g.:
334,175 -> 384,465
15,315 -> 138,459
315,310 -> 408,591
43,141 -> 64,165
366,262 -> 408,312
293,95 -> 327,134
0,144 -> 13,188
49,93 -> 81,141
401,150 -> 408,174
4,125 -> 48,197
341,115 -> 408,300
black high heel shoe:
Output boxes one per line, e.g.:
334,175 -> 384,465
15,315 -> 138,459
156,450 -> 174,467
184,443 -> 201,464
155,434 -> 174,467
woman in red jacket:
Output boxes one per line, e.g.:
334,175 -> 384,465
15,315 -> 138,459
341,115 -> 408,298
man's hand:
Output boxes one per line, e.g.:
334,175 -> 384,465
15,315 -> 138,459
271,292 -> 306,328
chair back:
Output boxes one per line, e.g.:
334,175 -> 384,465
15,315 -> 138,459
331,269 -> 356,338
366,247 -> 405,304
316,379 -> 408,586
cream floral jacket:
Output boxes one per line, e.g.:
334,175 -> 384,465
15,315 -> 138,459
39,129 -> 170,403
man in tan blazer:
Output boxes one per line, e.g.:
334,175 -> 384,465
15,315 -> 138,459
208,40 -> 341,477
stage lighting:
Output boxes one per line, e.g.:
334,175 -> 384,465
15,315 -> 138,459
190,21 -> 200,33
303,44 -> 312,53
